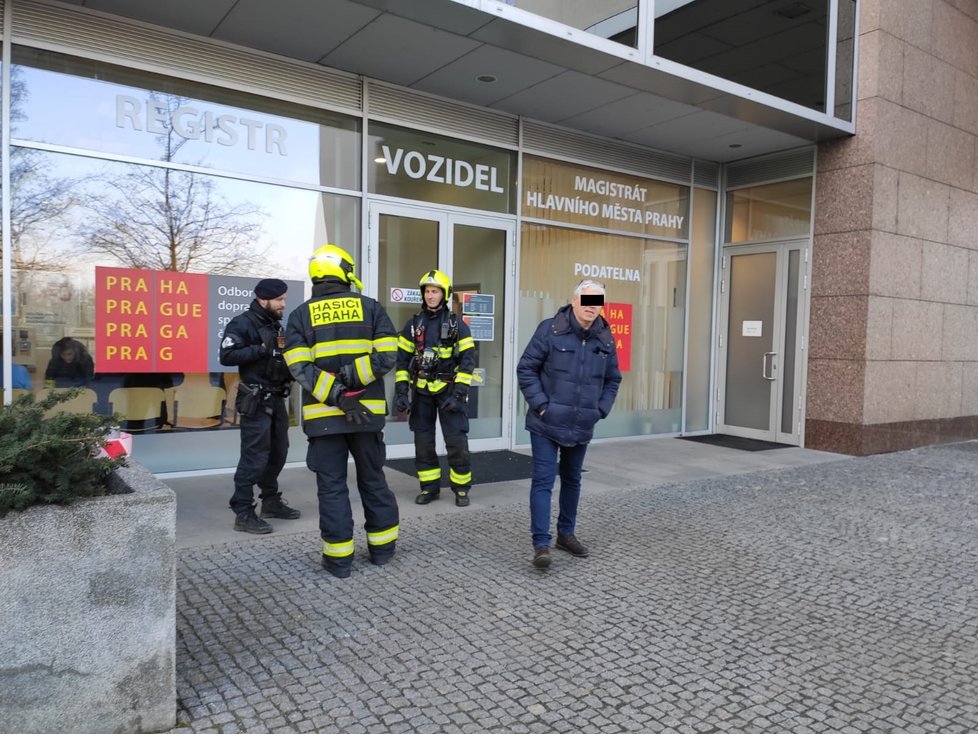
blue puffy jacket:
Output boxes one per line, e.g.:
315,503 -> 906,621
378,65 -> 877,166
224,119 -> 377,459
517,304 -> 622,447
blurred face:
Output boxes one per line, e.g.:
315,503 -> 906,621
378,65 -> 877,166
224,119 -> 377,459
62,348 -> 76,363
423,285 -> 445,310
571,287 -> 603,329
260,294 -> 287,319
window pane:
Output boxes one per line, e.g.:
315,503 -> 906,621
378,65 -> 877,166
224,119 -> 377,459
368,122 -> 516,214
522,155 -> 690,240
13,47 -> 361,190
9,148 -> 359,472
506,1 -> 639,48
834,0 -> 857,121
685,187 -> 717,432
724,178 -> 812,243
517,224 -> 687,442
654,0 -> 829,113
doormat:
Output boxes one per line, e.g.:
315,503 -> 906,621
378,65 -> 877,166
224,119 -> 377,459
386,450 -> 535,485
679,434 -> 792,452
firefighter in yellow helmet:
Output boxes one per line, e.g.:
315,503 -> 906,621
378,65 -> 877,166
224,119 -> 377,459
393,269 -> 476,506
283,244 -> 400,578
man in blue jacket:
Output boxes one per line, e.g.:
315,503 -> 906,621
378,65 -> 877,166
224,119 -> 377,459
517,279 -> 622,569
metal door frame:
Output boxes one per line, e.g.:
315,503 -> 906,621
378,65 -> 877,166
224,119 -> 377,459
366,200 -> 516,456
715,239 -> 809,445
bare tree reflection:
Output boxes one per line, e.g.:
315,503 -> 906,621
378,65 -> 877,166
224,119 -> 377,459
78,94 -> 271,274
3,68 -> 79,273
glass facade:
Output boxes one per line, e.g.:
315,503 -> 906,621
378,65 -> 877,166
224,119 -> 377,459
506,0 -> 856,122
724,178 -> 813,244
654,0 -> 829,113
506,1 -> 640,48
3,48 -> 361,472
518,154 -> 693,442
368,122 -> 516,214
4,13 -> 814,470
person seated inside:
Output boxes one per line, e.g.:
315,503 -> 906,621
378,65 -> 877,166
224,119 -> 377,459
45,337 -> 95,386
0,359 -> 32,389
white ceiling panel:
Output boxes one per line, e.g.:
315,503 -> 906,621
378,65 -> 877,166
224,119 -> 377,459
626,110 -> 754,159
83,0 -> 236,35
412,45 -> 564,107
560,92 -> 697,137
213,0 -> 380,62
352,0 -> 494,35
323,13 -> 481,86
471,18 -> 624,76
491,70 -> 635,122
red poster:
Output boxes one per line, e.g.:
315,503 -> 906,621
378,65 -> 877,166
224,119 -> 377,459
96,267 -> 208,372
603,301 -> 632,372
155,271 -> 208,372
96,267 -> 155,372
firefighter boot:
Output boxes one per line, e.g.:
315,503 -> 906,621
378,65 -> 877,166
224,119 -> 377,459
260,497 -> 301,519
321,555 -> 352,579
415,489 -> 440,505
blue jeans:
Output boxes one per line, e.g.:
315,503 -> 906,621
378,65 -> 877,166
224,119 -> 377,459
529,432 -> 589,548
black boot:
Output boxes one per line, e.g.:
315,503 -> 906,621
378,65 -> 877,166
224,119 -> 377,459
321,555 -> 352,579
260,497 -> 301,519
454,490 -> 470,507
234,510 -> 272,534
415,490 -> 440,505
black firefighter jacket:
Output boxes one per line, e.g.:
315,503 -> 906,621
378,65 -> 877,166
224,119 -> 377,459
284,278 -> 398,436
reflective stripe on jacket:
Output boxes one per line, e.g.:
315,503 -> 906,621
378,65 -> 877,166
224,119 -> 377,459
395,306 -> 475,395
284,279 -> 397,436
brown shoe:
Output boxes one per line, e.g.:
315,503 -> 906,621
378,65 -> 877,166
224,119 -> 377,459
555,534 -> 589,557
532,546 -> 551,568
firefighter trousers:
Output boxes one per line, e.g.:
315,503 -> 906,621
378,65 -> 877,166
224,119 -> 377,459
306,431 -> 400,572
408,391 -> 471,495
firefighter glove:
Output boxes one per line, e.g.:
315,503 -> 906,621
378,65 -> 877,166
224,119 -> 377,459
393,383 -> 411,414
337,363 -> 357,387
338,389 -> 372,425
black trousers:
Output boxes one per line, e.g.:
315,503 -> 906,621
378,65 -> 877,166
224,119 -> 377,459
307,431 -> 400,570
409,392 -> 471,494
230,396 -> 289,514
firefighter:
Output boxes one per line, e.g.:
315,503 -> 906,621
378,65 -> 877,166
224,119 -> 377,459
283,244 -> 400,578
392,269 -> 476,507
220,278 -> 299,534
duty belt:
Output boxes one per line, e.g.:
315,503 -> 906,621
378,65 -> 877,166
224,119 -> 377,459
249,384 -> 291,398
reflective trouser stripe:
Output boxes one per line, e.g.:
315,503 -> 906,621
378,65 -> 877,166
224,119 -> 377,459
450,468 -> 471,485
367,525 -> 399,547
322,539 -> 354,558
417,467 -> 441,483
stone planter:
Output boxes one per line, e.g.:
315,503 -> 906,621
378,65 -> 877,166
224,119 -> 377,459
0,461 -> 176,734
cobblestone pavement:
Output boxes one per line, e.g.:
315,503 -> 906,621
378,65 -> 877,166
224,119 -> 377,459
171,443 -> 978,733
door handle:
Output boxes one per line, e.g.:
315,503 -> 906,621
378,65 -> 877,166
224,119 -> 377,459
762,352 -> 777,381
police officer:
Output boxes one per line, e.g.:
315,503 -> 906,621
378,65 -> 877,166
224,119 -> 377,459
220,278 -> 299,534
284,244 -> 400,578
393,270 -> 476,507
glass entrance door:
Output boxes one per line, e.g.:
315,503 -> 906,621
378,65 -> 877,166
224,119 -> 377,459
716,241 -> 807,445
366,202 -> 514,458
